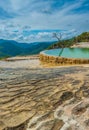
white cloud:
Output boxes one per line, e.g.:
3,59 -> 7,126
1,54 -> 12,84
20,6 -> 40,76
0,0 -> 89,42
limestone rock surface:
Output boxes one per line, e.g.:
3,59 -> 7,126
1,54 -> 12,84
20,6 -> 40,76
0,66 -> 89,130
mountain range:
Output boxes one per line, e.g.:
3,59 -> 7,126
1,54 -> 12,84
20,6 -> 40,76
0,39 -> 54,58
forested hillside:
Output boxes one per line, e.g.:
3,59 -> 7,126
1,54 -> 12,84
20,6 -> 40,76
0,40 -> 54,58
48,32 -> 89,49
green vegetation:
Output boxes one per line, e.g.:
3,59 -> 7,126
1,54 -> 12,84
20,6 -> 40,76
0,56 -> 10,60
0,40 -> 54,58
48,32 -> 89,49
0,32 -> 89,59
77,32 -> 89,42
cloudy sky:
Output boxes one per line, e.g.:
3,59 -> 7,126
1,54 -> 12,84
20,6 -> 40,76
0,0 -> 89,43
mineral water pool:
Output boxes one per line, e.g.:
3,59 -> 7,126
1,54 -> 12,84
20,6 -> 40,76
43,48 -> 89,59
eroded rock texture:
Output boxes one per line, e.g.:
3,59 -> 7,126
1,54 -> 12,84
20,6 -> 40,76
40,53 -> 89,65
0,66 -> 89,130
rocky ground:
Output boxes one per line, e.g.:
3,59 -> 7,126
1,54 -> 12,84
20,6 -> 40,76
71,42 -> 89,48
0,58 -> 89,130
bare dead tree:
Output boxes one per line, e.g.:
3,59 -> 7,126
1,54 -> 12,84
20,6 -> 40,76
53,32 -> 62,42
53,32 -> 64,49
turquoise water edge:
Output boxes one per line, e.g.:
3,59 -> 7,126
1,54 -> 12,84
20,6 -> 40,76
43,48 -> 89,59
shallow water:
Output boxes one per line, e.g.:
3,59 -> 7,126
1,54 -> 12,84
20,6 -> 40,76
44,48 -> 89,59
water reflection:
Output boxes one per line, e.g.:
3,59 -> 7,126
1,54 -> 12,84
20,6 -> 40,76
59,48 -> 64,56
45,48 -> 89,59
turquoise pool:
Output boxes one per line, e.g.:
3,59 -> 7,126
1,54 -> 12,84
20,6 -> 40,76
43,48 -> 89,59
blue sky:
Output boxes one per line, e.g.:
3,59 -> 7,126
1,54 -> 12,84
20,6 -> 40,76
0,0 -> 89,43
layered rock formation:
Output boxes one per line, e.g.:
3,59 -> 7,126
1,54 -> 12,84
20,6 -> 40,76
40,53 -> 89,65
0,66 -> 89,130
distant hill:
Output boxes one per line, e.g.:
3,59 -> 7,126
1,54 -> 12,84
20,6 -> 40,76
0,32 -> 89,58
0,40 -> 22,58
0,39 -> 54,58
48,32 -> 89,49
